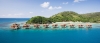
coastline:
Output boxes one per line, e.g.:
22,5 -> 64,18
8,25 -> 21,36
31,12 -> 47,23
9,21 -> 100,30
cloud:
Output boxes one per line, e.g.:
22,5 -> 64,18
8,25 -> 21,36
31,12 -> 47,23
40,2 -> 62,10
29,12 -> 33,14
74,0 -> 85,2
40,2 -> 50,8
54,6 -> 62,9
63,2 -> 68,4
48,6 -> 62,10
1,13 -> 23,18
48,6 -> 53,10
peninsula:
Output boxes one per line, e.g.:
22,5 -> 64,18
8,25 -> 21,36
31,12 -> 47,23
26,11 -> 100,24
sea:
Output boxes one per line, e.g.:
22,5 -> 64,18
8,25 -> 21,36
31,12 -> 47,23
0,18 -> 100,43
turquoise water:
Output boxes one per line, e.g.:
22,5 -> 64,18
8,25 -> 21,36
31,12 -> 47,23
0,18 -> 100,43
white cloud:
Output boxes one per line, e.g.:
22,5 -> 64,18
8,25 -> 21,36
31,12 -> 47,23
74,0 -> 85,2
40,2 -> 62,10
54,6 -> 62,9
40,2 -> 50,8
29,12 -> 33,13
1,13 -> 23,18
74,0 -> 79,2
48,6 -> 62,10
48,6 -> 53,10
63,2 -> 68,4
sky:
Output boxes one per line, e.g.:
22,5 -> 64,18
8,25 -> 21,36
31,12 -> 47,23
0,0 -> 100,18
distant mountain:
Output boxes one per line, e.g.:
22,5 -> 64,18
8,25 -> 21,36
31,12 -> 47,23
81,12 -> 100,17
80,12 -> 100,22
50,11 -> 81,22
26,11 -> 100,24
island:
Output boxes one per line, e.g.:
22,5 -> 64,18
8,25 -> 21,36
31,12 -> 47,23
11,11 -> 99,29
26,11 -> 100,24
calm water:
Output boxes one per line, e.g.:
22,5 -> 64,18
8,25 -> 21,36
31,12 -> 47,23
0,18 -> 100,43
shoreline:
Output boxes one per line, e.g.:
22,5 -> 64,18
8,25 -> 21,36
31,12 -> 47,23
10,21 -> 100,26
0,21 -> 100,30
10,21 -> 99,30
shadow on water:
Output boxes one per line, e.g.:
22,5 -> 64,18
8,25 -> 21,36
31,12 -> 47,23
78,27 -> 84,29
51,27 -> 60,30
8,25 -> 93,32
10,29 -> 19,32
31,28 -> 43,31
85,27 -> 92,31
43,28 -> 50,31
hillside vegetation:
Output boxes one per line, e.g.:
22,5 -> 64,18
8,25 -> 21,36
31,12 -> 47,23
26,11 -> 100,24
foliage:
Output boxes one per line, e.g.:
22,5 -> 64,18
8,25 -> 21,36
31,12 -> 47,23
26,11 -> 100,24
26,16 -> 51,24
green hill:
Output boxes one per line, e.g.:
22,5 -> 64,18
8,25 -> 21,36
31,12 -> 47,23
26,11 -> 100,24
50,11 -> 82,22
80,12 -> 100,22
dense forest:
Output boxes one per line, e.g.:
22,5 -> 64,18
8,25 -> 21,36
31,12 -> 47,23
26,11 -> 100,24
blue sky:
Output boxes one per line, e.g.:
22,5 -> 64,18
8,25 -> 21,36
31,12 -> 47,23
0,0 -> 100,18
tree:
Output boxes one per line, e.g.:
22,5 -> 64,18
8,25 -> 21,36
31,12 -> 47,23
27,11 -> 100,24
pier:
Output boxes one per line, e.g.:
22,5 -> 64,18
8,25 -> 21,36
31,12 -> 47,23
61,24 -> 67,28
33,24 -> 40,28
52,24 -> 58,28
69,24 -> 75,28
43,24 -> 49,28
23,24 -> 30,29
10,23 -> 20,30
10,23 -> 93,30
78,24 -> 84,28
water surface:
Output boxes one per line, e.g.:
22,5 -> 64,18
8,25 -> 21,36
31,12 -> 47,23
0,18 -> 100,43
